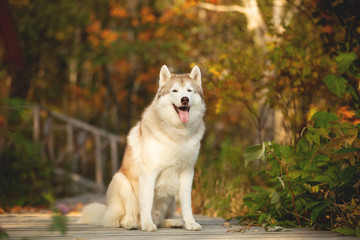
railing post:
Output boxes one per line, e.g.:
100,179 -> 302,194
94,133 -> 104,191
44,116 -> 55,161
110,137 -> 119,175
33,105 -> 40,141
66,124 -> 74,154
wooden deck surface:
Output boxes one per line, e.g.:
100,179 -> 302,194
0,213 -> 358,240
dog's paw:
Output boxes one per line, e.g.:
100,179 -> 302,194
185,222 -> 202,231
142,222 -> 157,232
121,216 -> 138,230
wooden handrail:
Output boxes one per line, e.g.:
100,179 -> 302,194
32,105 -> 125,192
49,110 -> 125,144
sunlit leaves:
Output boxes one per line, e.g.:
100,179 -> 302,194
86,16 -> 118,48
323,52 -> 359,101
311,111 -> 339,128
336,52 -> 357,74
110,2 -> 128,18
323,74 -> 347,98
244,143 -> 266,167
242,110 -> 360,230
141,7 -> 157,24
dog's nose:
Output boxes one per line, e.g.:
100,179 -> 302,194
181,97 -> 189,105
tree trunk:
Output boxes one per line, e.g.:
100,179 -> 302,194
198,0 -> 300,145
0,72 -> 11,151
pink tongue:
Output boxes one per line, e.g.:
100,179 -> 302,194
179,110 -> 189,123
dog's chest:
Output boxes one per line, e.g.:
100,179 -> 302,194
153,140 -> 199,199
154,166 -> 179,199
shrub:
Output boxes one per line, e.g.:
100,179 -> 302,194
0,132 -> 54,208
243,113 -> 359,232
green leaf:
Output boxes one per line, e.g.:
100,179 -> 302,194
333,148 -> 360,154
258,213 -> 267,223
0,229 -> 9,238
323,74 -> 347,98
304,201 -> 322,211
313,175 -> 333,183
271,192 -> 281,210
336,52 -> 357,74
311,111 -> 339,128
347,85 -> 360,101
339,166 -> 356,183
332,228 -> 356,236
289,170 -> 302,179
271,192 -> 280,204
313,154 -> 330,162
279,145 -> 293,158
306,131 -> 320,145
312,154 -> 330,167
244,143 -> 265,167
49,215 -> 68,235
311,203 -> 328,224
251,186 -> 267,193
296,137 -> 312,156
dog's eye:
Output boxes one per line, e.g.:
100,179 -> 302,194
172,89 -> 178,93
187,89 -> 192,92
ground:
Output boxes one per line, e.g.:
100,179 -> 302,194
0,193 -> 358,239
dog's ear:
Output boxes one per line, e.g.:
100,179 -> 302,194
189,65 -> 201,85
159,65 -> 172,85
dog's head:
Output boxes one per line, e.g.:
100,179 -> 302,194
155,65 -> 205,124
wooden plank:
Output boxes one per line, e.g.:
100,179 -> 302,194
94,133 -> 105,191
0,214 -> 356,240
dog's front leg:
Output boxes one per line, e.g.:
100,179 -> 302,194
179,169 -> 202,231
139,173 -> 157,232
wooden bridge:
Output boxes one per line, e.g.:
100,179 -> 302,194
1,213 -> 357,240
32,105 -> 125,191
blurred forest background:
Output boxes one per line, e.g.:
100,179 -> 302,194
0,0 -> 359,233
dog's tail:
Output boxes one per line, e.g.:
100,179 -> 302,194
77,202 -> 106,225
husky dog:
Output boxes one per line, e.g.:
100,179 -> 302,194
78,65 -> 206,232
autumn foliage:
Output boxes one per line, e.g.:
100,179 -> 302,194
0,0 -> 359,234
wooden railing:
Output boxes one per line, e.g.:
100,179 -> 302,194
32,105 -> 125,192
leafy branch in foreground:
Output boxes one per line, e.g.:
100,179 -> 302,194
49,204 -> 69,235
240,50 -> 360,236
242,113 -> 359,233
0,225 -> 8,239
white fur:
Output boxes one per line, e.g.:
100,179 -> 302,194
77,202 -> 106,225
79,65 -> 205,232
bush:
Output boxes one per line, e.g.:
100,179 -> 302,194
0,100 -> 54,209
0,132 -> 54,208
242,111 -> 360,233
240,51 -> 360,235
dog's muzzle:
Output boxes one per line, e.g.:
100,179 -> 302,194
173,103 -> 190,123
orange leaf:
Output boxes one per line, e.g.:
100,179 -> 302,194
110,4 -> 128,18
322,25 -> 333,34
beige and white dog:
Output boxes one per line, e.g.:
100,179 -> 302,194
78,65 -> 206,232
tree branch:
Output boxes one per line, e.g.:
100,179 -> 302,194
197,2 -> 246,14
265,144 -> 301,227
